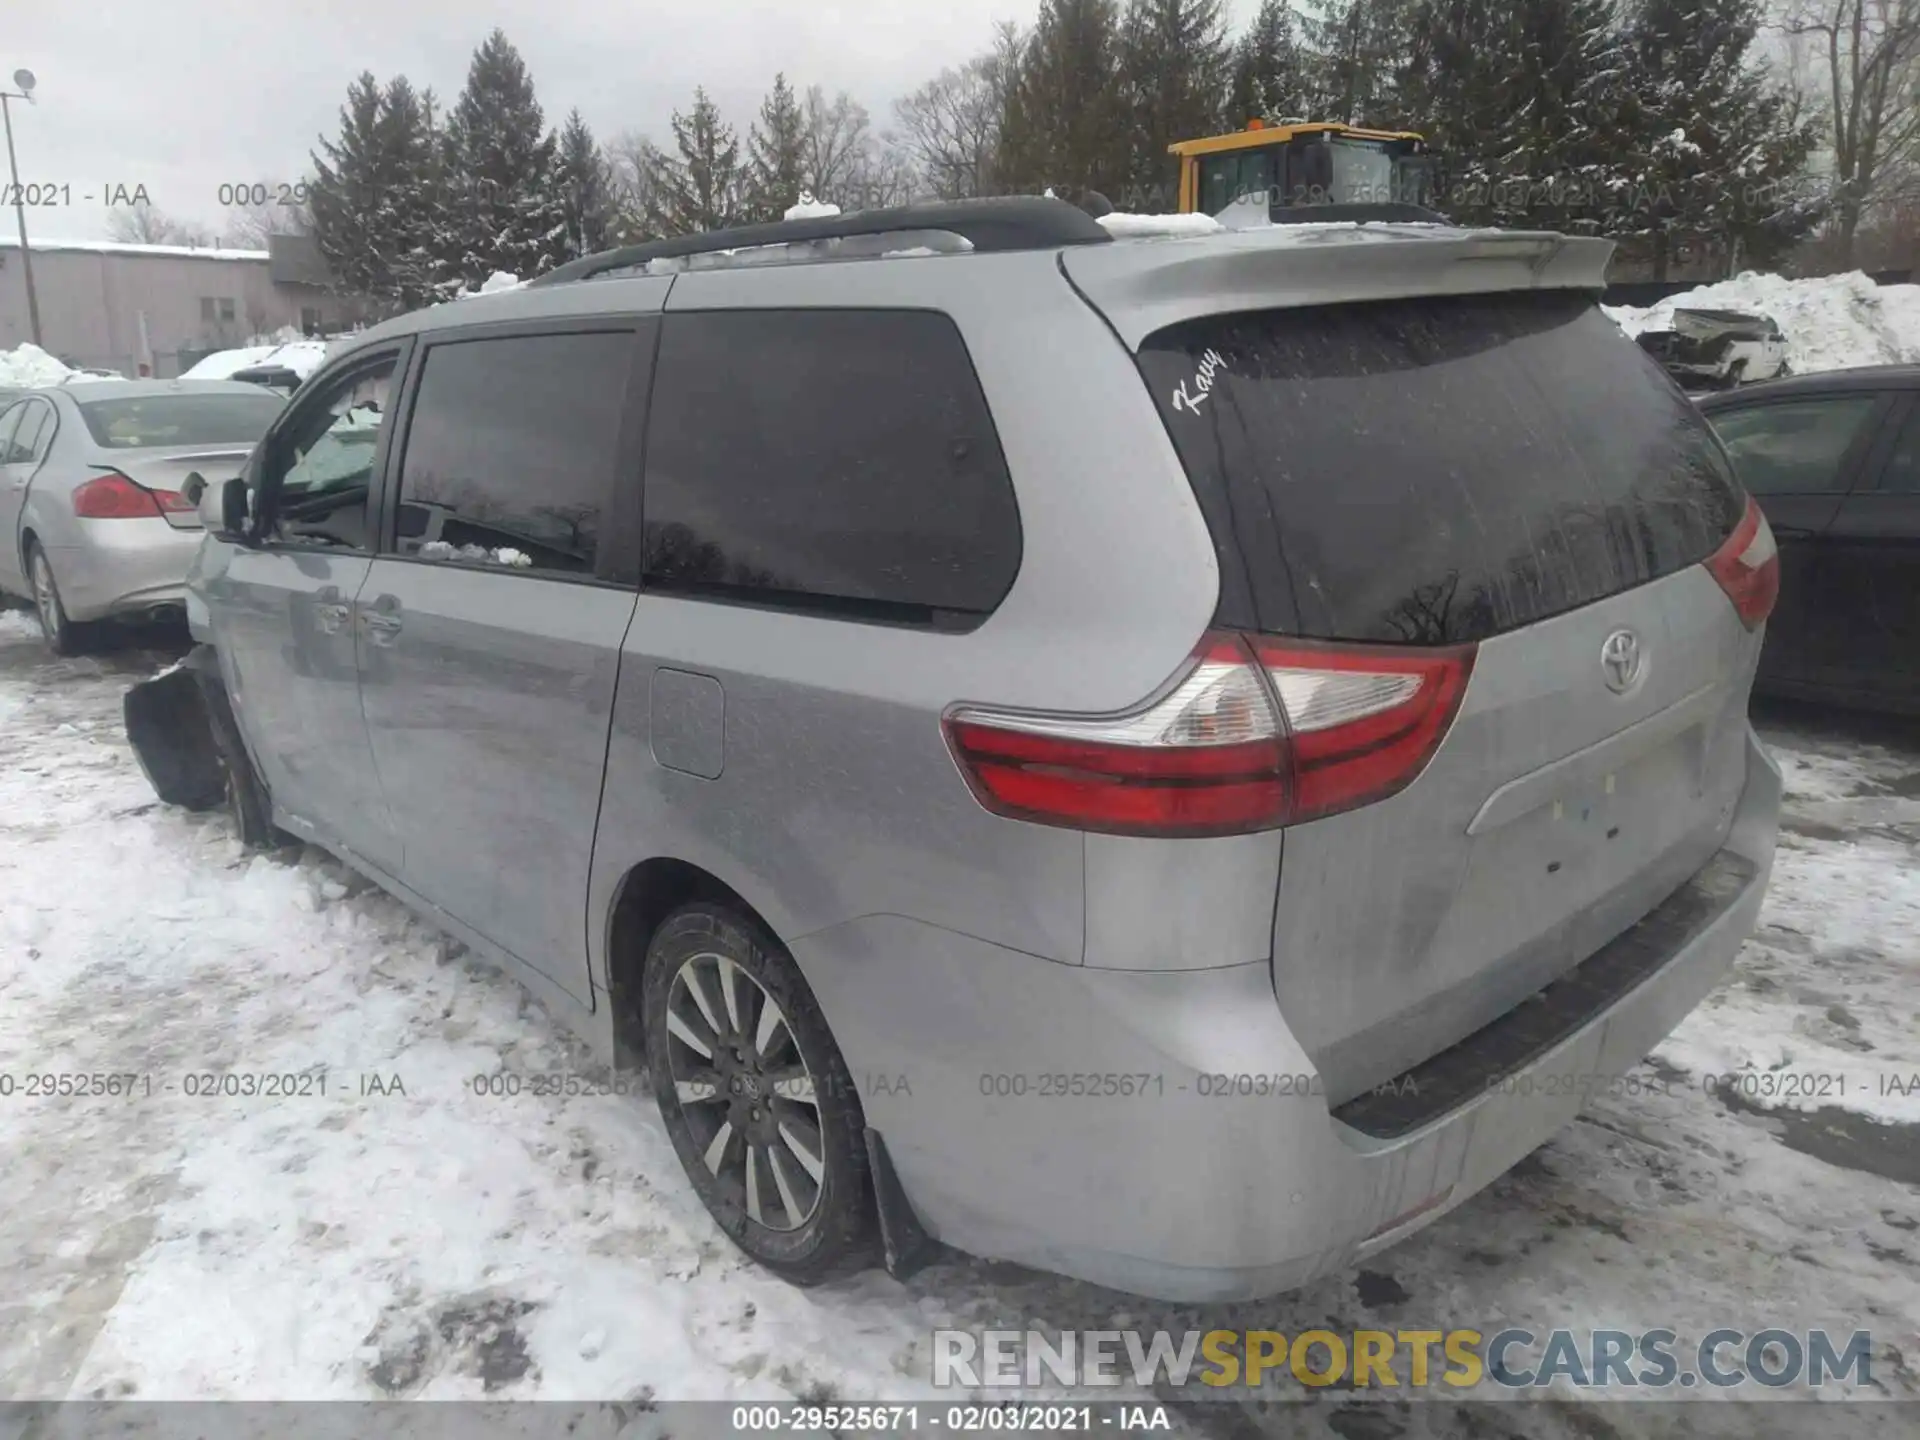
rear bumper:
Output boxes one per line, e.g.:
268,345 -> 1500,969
47,520 -> 203,621
796,727 -> 1780,1302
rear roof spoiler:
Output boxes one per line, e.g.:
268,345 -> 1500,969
1060,224 -> 1614,350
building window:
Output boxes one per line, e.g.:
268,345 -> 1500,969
201,297 -> 238,325
200,297 -> 216,322
219,298 -> 236,323
300,306 -> 323,336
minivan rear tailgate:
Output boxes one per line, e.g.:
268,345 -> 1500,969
1087,263 -> 1763,1106
1274,565 -> 1758,1103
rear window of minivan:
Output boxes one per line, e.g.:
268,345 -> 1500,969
1136,291 -> 1745,645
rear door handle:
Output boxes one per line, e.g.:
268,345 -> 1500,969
314,585 -> 351,635
361,595 -> 403,645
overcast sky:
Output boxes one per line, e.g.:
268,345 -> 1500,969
9,0 -> 1271,242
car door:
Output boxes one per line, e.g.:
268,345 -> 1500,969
0,400 -> 33,594
1704,390 -> 1893,696
201,343 -> 410,874
356,321 -> 652,1006
1823,393 -> 1920,710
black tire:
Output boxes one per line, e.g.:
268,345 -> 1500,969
643,903 -> 876,1283
27,541 -> 87,657
200,676 -> 283,849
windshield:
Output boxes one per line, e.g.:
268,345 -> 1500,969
1328,139 -> 1396,205
76,392 -> 284,450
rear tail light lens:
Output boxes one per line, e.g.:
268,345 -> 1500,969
152,488 -> 194,513
71,471 -> 164,519
944,632 -> 1475,836
1705,494 -> 1779,630
944,634 -> 1289,837
1252,638 -> 1476,825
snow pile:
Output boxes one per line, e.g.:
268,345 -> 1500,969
0,343 -> 74,387
446,271 -> 526,302
1097,212 -> 1227,238
1606,271 -> 1920,374
783,191 -> 841,221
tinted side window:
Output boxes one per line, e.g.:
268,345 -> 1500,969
1868,403 -> 1920,494
643,310 -> 1020,624
396,331 -> 634,575
1709,397 -> 1880,496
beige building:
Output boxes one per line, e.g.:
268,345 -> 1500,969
0,233 -> 373,377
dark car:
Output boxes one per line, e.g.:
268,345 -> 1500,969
1699,366 -> 1920,715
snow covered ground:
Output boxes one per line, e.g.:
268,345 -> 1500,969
1,605 -> 1917,1430
1606,272 -> 1920,375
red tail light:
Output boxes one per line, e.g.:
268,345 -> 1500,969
72,471 -> 166,519
1705,494 -> 1779,630
944,631 -> 1475,836
945,634 -> 1288,837
1250,637 -> 1476,825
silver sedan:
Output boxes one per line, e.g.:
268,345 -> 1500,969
0,379 -> 285,652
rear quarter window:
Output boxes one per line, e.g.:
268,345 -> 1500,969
641,309 -> 1020,627
1137,291 -> 1746,644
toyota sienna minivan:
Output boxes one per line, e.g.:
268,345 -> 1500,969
128,197 -> 1782,1302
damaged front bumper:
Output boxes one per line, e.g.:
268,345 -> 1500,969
123,648 -> 227,812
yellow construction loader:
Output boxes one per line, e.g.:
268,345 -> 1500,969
1169,119 -> 1438,220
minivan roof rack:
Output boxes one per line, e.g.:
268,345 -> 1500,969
529,196 -> 1114,286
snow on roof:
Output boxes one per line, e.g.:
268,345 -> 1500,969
0,343 -> 74,387
1097,212 -> 1227,238
784,192 -> 842,221
0,236 -> 270,262
1606,271 -> 1920,374
180,345 -> 279,380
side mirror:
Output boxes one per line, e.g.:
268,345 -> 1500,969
198,475 -> 252,542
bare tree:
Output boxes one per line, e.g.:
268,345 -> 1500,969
106,203 -> 218,247
223,190 -> 313,249
604,128 -> 667,239
894,48 -> 1012,199
802,86 -> 875,204
1780,0 -> 1920,266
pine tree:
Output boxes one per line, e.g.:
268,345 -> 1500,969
309,73 -> 392,301
1304,0 -> 1415,125
439,29 -> 568,286
1119,0 -> 1234,204
377,78 -> 447,309
996,0 -> 1130,200
647,88 -> 743,234
1397,0 -> 1630,228
1228,0 -> 1311,129
555,109 -> 615,259
745,75 -> 809,221
1615,0 -> 1820,276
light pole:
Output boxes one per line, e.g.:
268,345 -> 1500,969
2,68 -> 42,348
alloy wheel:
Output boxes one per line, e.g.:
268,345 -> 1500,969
31,550 -> 61,641
664,950 -> 825,1232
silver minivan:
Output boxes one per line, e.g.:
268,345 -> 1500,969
129,198 -> 1783,1302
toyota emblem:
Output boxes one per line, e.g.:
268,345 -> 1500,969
1601,629 -> 1644,694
